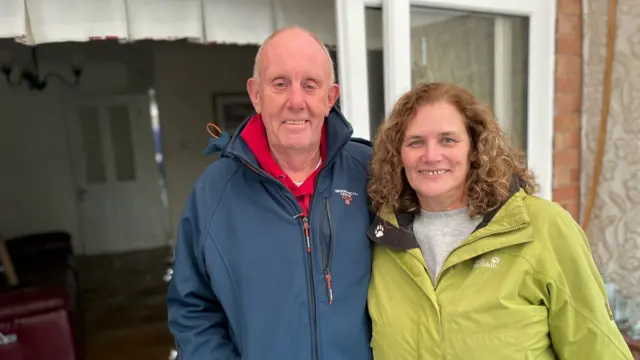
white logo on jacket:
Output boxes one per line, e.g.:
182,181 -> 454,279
335,189 -> 359,205
334,189 -> 359,197
374,224 -> 384,237
473,256 -> 500,269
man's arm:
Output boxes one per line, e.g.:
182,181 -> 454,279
167,190 -> 240,360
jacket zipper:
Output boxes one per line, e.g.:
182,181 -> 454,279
431,222 -> 526,358
298,214 -> 319,360
318,198 -> 335,304
231,153 -> 329,360
438,301 -> 445,358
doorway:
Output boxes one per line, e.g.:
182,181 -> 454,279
66,94 -> 170,255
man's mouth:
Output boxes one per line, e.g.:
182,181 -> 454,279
283,120 -> 309,125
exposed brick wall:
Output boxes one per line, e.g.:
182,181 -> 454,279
552,0 -> 582,220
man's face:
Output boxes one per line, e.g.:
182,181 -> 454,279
247,30 -> 339,153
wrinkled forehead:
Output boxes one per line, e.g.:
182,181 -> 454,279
259,34 -> 332,82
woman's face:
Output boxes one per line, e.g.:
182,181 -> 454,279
400,101 -> 471,211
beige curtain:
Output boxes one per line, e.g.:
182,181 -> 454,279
3,0 -> 339,45
0,0 -> 27,39
582,0 -> 640,298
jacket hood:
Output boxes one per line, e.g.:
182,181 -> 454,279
204,107 -> 354,171
204,130 -> 232,156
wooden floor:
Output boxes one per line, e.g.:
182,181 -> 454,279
78,246 -> 175,360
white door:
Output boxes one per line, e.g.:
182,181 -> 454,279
335,0 -> 556,200
66,94 -> 168,255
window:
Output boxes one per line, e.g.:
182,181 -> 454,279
410,7 -> 529,150
78,106 -> 106,183
107,105 -> 136,181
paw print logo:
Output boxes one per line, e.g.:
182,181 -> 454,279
490,256 -> 500,265
375,224 -> 384,238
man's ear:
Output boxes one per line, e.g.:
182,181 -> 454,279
247,77 -> 261,113
327,83 -> 340,115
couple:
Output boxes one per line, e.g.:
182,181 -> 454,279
166,27 -> 632,360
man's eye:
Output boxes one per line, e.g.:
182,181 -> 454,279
274,82 -> 285,88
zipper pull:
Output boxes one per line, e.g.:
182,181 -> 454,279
324,269 -> 333,305
302,216 -> 311,253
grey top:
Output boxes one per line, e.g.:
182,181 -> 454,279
413,207 -> 482,284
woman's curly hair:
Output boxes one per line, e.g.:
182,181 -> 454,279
368,82 -> 538,217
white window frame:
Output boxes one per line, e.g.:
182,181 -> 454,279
335,0 -> 556,200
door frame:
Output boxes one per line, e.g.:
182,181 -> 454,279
335,0 -> 556,200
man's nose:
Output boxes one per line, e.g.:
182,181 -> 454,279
287,85 -> 305,110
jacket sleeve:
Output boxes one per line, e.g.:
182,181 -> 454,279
167,190 -> 240,360
545,208 -> 633,360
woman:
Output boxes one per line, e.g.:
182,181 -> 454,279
366,82 -> 632,359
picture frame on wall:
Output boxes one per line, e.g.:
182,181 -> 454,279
211,93 -> 255,134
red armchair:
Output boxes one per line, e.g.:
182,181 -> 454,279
0,232 -> 82,360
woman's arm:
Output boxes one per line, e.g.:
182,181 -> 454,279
545,208 -> 633,360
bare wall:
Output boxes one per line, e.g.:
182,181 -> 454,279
0,85 -> 78,243
153,43 -> 257,239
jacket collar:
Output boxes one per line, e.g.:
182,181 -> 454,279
223,107 -> 353,176
367,206 -> 417,250
367,180 -> 530,250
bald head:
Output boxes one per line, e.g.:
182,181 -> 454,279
245,25 -> 340,162
252,26 -> 335,83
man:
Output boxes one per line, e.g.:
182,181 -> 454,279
167,27 -> 373,360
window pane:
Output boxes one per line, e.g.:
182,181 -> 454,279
78,106 -> 106,184
410,7 -> 529,151
107,105 -> 136,181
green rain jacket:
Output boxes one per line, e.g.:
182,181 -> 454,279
366,189 -> 633,359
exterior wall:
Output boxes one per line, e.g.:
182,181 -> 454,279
553,0 -> 582,220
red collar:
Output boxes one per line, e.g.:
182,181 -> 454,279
240,114 -> 327,199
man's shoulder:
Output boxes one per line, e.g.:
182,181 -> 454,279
343,137 -> 373,170
193,156 -> 242,196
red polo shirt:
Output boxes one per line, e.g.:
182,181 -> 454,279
240,114 -> 327,215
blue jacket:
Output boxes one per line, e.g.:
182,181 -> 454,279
167,108 -> 374,360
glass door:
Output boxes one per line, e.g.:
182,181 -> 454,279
335,0 -> 556,199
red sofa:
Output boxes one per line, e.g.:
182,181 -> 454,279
0,232 -> 82,360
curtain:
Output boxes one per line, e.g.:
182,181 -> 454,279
0,0 -> 27,40
1,0 -> 343,46
202,0 -> 275,45
581,0 -> 640,298
126,0 -> 203,41
25,0 -> 129,43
